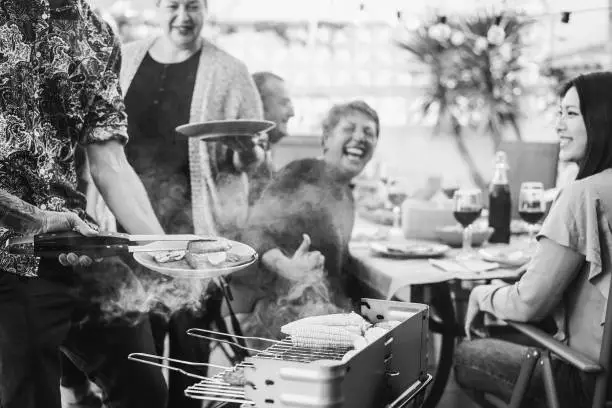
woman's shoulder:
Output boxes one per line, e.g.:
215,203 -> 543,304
121,38 -> 154,55
562,170 -> 612,201
553,170 -> 612,219
200,40 -> 250,73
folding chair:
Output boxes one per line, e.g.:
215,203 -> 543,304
476,277 -> 612,408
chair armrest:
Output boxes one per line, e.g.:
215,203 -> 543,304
505,320 -> 602,373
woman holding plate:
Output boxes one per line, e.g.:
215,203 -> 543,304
74,1 -> 267,407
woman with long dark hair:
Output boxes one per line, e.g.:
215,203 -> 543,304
456,71 -> 612,407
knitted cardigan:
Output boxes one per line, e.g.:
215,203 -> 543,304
120,37 -> 263,235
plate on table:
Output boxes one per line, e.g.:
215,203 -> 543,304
350,225 -> 390,248
369,241 -> 450,259
510,220 -> 542,235
175,119 -> 276,141
479,247 -> 530,267
357,208 -> 395,226
133,240 -> 258,279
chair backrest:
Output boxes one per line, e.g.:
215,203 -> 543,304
593,260 -> 612,407
498,141 -> 560,219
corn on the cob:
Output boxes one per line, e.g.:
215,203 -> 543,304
374,320 -> 402,331
284,312 -> 367,328
364,327 -> 388,344
281,312 -> 371,336
353,336 -> 368,351
341,325 -> 366,336
341,349 -> 359,362
287,324 -> 360,348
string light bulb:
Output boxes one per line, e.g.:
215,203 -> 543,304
487,15 -> 506,46
428,15 -> 451,41
561,11 -> 571,23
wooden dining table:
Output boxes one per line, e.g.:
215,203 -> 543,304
349,235 -> 527,408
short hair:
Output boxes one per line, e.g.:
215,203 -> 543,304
559,71 -> 612,180
321,100 -> 380,139
156,0 -> 208,8
252,72 -> 284,97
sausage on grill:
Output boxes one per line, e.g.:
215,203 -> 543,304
222,367 -> 246,386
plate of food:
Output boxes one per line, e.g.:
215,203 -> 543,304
175,119 -> 275,141
479,247 -> 531,267
369,241 -> 450,259
133,238 -> 258,279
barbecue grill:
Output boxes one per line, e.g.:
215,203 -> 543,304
183,298 -> 431,408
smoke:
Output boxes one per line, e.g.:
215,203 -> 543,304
75,257 -> 210,325
235,161 -> 357,349
239,267 -> 351,350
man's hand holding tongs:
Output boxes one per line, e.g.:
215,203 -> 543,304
42,211 -> 100,267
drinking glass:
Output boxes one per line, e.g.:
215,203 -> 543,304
387,180 -> 408,235
441,177 -> 460,199
453,189 -> 484,259
518,182 -> 546,246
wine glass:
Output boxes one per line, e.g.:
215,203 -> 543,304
518,182 -> 546,247
441,177 -> 460,199
386,180 -> 408,237
453,189 -> 484,259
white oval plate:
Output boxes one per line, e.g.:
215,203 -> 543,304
369,241 -> 450,259
133,240 -> 258,279
479,248 -> 530,267
175,119 -> 275,140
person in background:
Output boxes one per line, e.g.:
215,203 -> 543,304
116,0 -> 264,406
248,71 -> 296,205
230,100 -> 380,341
0,1 -> 168,408
457,71 -> 612,408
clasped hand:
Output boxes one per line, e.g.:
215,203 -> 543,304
464,282 -> 506,340
41,210 -> 100,268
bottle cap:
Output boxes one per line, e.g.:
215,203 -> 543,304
494,151 -> 509,169
495,151 -> 507,162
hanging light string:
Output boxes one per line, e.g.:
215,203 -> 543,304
396,6 -> 612,26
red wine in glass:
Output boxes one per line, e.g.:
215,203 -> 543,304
453,209 -> 482,228
519,211 -> 545,225
443,187 -> 459,199
388,192 -> 408,207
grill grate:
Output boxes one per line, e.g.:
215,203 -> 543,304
254,337 -> 352,363
185,361 -> 254,405
185,337 -> 351,403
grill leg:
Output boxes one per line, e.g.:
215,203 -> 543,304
418,283 -> 457,408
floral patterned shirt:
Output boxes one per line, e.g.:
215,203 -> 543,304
0,0 -> 128,276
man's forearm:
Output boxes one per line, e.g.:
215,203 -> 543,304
0,190 -> 45,234
93,165 -> 164,235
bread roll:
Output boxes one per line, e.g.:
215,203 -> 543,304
185,239 -> 231,269
187,239 -> 232,254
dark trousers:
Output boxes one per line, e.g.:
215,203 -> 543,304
0,261 -> 168,408
454,337 -> 595,408
150,292 -> 232,408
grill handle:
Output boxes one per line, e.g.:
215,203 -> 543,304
187,328 -> 280,357
127,353 -> 229,382
386,374 -> 433,408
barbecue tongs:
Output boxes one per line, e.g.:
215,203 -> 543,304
6,231 -> 212,259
